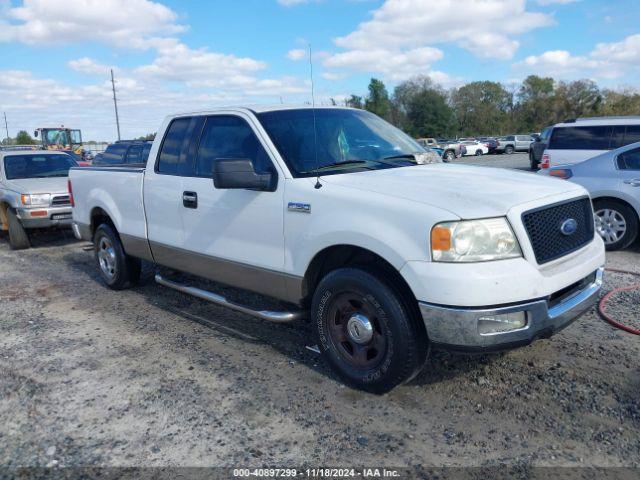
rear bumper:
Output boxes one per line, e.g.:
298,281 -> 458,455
16,206 -> 73,228
419,267 -> 603,352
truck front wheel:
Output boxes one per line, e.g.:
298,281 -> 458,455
311,268 -> 428,394
94,224 -> 141,290
7,208 -> 30,250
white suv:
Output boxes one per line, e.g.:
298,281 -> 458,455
541,116 -> 640,169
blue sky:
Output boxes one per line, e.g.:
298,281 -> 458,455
1,0 -> 639,141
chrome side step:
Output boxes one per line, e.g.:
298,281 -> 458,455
154,274 -> 305,323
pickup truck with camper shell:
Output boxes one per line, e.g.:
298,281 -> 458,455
1,150 -> 76,249
69,106 -> 605,393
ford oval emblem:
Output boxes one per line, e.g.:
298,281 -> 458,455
560,218 -> 578,236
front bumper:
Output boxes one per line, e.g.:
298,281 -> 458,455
420,267 -> 604,352
16,206 -> 73,228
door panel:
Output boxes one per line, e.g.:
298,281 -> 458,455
179,114 -> 287,296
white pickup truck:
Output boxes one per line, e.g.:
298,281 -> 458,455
69,106 -> 605,393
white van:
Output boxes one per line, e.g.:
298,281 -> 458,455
541,116 -> 640,169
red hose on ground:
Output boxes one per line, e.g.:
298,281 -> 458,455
598,267 -> 640,336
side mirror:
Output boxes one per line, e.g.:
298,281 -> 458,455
213,158 -> 275,192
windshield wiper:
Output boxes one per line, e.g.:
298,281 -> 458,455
306,160 -> 374,173
383,153 -> 420,162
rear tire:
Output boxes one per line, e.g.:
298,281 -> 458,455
311,267 -> 428,394
94,223 -> 141,289
7,208 -> 30,250
505,145 -> 514,155
593,200 -> 638,251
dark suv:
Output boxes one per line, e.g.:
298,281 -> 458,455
93,141 -> 152,166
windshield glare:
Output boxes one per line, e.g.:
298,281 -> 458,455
3,154 -> 77,179
257,109 -> 426,177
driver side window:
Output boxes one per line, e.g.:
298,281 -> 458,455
195,115 -> 275,178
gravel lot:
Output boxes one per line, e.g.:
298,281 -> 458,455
1,155 -> 639,472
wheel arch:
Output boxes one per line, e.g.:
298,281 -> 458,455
90,206 -> 116,236
301,244 -> 420,313
592,195 -> 640,221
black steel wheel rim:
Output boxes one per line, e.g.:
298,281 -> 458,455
326,291 -> 388,370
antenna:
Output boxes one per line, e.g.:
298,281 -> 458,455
309,43 -> 322,189
111,69 -> 121,141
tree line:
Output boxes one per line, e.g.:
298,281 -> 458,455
345,75 -> 640,139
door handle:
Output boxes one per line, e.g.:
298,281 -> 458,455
624,179 -> 640,187
183,191 -> 198,208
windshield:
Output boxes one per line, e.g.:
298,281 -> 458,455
3,154 -> 77,179
257,108 -> 426,177
43,129 -> 72,147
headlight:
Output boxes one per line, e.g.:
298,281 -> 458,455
431,217 -> 522,262
21,194 -> 51,206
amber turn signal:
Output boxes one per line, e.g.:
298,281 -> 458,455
431,226 -> 452,251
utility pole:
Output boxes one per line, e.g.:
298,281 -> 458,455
110,69 -> 121,141
3,112 -> 8,145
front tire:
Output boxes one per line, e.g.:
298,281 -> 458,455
475,150 -> 483,156
593,200 -> 639,251
94,224 -> 141,289
444,150 -> 455,162
7,208 -> 30,250
529,151 -> 538,170
311,268 -> 428,394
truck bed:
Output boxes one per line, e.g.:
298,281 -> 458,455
69,165 -> 148,244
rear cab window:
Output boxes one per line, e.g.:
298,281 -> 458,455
156,117 -> 196,175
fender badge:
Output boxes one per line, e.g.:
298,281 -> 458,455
288,202 -> 311,214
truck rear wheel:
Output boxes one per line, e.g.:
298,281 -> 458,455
94,224 -> 141,290
7,208 -> 30,250
311,267 -> 428,394
505,145 -> 514,154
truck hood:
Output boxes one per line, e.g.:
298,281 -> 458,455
3,177 -> 69,195
320,164 -> 585,219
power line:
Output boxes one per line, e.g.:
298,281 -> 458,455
110,69 -> 121,141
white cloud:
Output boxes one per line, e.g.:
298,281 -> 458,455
68,57 -> 115,76
0,0 -> 185,48
287,48 -> 307,61
332,0 -> 553,60
515,34 -> 640,80
537,0 -> 580,5
324,47 -> 443,81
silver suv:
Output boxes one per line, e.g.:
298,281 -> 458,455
0,150 -> 76,249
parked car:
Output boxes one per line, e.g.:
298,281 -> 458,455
496,135 -> 533,154
92,140 -> 152,166
540,116 -> 640,170
529,126 -> 552,170
461,140 -> 489,156
546,141 -> 640,251
483,138 -> 499,154
416,138 -> 464,161
70,106 -> 605,393
0,150 -> 76,249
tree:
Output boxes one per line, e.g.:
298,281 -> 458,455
15,130 -> 34,145
516,75 -> 555,132
553,80 -> 602,122
135,133 -> 156,141
364,78 -> 392,120
392,75 -> 455,137
451,81 -> 511,136
346,94 -> 364,109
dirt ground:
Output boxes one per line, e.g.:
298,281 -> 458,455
0,229 -> 639,473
